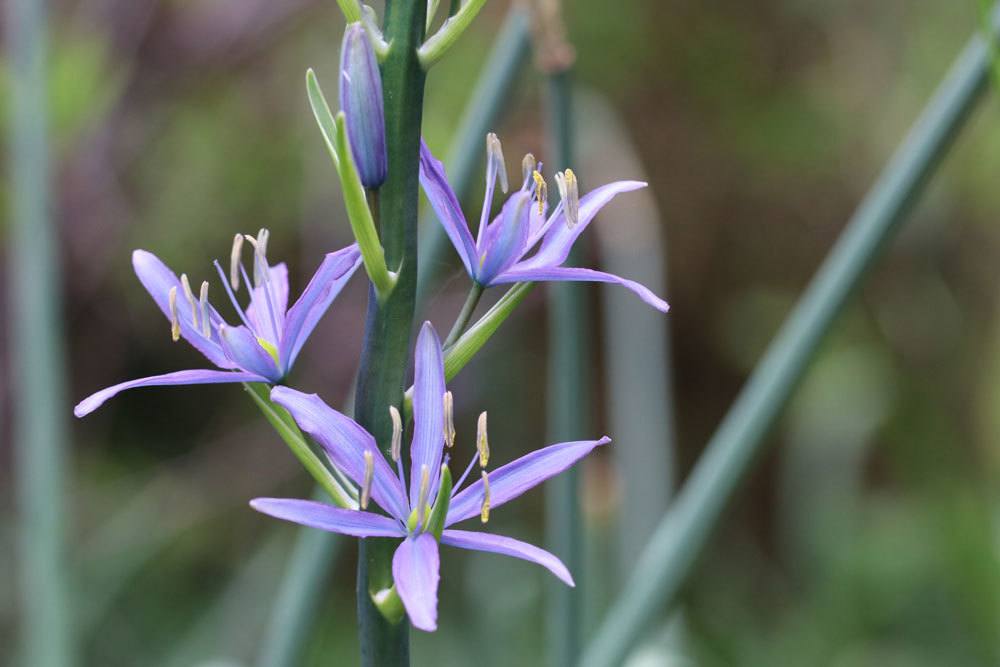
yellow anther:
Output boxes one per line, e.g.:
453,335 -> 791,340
476,411 -> 489,468
389,405 -> 403,462
532,170 -> 547,215
480,470 -> 491,523
416,465 -> 431,525
168,286 -> 181,342
361,450 -> 374,510
556,168 -> 580,227
229,233 -> 244,291
486,132 -> 509,194
180,273 -> 197,325
199,281 -> 211,337
522,153 -> 537,183
443,391 -> 455,449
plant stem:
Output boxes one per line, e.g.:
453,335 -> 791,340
443,282 -> 484,348
353,1 -> 426,665
580,21 -> 994,667
7,0 -> 74,663
544,67 -> 587,667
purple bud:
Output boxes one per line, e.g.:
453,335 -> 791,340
340,23 -> 387,189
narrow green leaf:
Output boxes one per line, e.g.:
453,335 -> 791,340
417,0 -> 488,68
306,68 -> 341,174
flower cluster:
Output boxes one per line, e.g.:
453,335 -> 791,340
75,17 -> 669,634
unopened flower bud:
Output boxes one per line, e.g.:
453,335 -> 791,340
340,22 -> 387,188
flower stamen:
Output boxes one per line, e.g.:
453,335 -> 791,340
360,450 -> 374,510
522,153 -> 537,185
199,281 -> 210,338
476,411 -> 489,468
480,470 -> 490,523
555,168 -> 579,227
443,391 -> 455,449
416,464 -> 430,527
390,405 -> 403,461
229,233 -> 243,291
168,286 -> 181,342
486,132 -> 509,194
532,170 -> 547,216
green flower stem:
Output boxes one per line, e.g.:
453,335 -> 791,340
8,0 -> 74,663
543,67 -> 586,667
580,21 -> 995,667
244,383 -> 357,509
444,282 -> 534,378
353,1 -> 428,664
442,282 -> 484,348
336,0 -> 362,23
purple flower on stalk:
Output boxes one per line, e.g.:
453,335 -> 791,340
419,135 -> 669,312
253,322 -> 609,631
74,230 -> 362,417
340,22 -> 387,189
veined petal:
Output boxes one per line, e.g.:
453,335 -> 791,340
392,534 -> 440,632
279,244 -> 362,369
250,498 -> 404,537
132,250 -> 234,369
218,324 -> 282,381
74,369 -> 269,417
517,180 -> 647,270
477,191 -> 531,286
441,529 -> 573,586
246,262 -> 290,338
410,322 -> 446,507
447,437 -> 611,525
271,387 -> 409,520
418,140 -> 478,276
494,266 -> 669,313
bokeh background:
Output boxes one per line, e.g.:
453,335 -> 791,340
4,0 -> 1000,665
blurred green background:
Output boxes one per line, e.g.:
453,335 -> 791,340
5,0 -> 1000,665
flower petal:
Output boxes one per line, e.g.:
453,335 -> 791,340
74,369 -> 269,417
270,387 -> 409,520
392,533 -> 440,632
279,244 -> 362,369
250,498 -> 404,537
245,262 -> 290,340
441,529 -> 573,586
517,180 -> 647,270
447,437 -> 611,526
494,266 -> 669,313
418,140 -> 478,276
410,322 -> 446,507
218,324 -> 282,381
132,250 -> 234,368
477,191 -> 531,285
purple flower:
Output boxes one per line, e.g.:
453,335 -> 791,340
253,322 -> 609,631
74,230 -> 362,417
340,22 -> 387,189
419,136 -> 669,312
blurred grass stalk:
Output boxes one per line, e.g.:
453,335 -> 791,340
255,8 -> 531,666
581,15 -> 997,667
544,68 -> 587,667
415,7 -> 531,303
6,0 -> 74,665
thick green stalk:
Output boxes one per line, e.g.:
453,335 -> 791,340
544,68 -> 586,667
353,2 -> 426,665
6,0 -> 74,664
581,22 -> 994,667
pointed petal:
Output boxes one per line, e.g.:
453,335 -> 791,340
245,262 -> 290,337
494,266 -> 669,313
477,191 -> 531,285
410,322 -> 446,507
250,498 -> 404,537
517,181 -> 647,270
447,437 -> 611,526
74,369 -> 268,417
218,324 -> 282,381
279,244 -> 362,369
270,387 -> 409,520
418,140 -> 478,276
441,529 -> 574,586
132,250 -> 234,368
392,534 -> 440,632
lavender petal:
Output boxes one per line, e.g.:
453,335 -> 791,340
418,140 -> 478,276
477,191 -> 531,286
409,322 -> 446,507
495,266 -> 669,313
441,529 -> 574,586
392,533 -> 440,632
447,437 -> 611,526
74,369 -> 269,417
250,498 -> 405,537
218,324 -> 282,381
